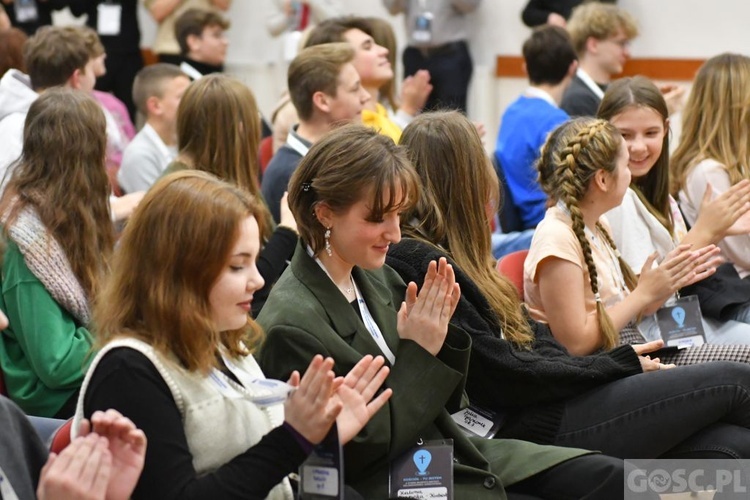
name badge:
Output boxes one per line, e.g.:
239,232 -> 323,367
390,439 -> 453,499
655,295 -> 706,348
13,0 -> 38,23
412,12 -> 433,44
299,424 -> 344,499
450,404 -> 503,439
97,3 -> 122,36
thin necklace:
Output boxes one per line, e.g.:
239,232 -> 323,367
345,275 -> 354,295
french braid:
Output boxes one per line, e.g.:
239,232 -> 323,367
554,118 -> 624,350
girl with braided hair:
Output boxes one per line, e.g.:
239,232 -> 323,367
387,110 -> 750,461
524,117 -> 745,364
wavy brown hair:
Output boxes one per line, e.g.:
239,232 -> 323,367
400,111 -> 534,347
598,77 -> 673,234
671,53 -> 750,196
0,88 -> 113,300
95,171 -> 268,372
541,118 -> 638,350
176,73 -> 273,239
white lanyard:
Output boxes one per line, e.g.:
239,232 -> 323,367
351,278 -> 396,364
285,130 -> 310,157
209,352 -> 294,407
311,250 -> 397,364
179,61 -> 203,81
575,68 -> 605,100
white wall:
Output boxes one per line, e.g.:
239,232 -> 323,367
56,0 -> 750,144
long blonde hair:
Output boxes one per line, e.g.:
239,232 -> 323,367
400,111 -> 534,347
671,53 -> 750,195
540,118 -> 638,350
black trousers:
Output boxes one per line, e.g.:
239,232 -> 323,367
507,454 -> 630,500
402,40 -> 473,114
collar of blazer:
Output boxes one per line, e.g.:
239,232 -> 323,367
289,241 -> 401,363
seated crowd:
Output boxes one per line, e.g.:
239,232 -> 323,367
3,4 -> 750,500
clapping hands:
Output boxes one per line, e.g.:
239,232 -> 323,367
284,354 -> 392,446
397,258 -> 461,356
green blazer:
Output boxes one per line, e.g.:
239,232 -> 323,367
257,242 -> 589,498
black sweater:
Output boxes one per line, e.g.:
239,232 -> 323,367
84,348 -> 307,499
386,237 -> 642,443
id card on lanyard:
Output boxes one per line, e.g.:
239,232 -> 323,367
13,0 -> 38,23
654,295 -> 706,348
413,0 -> 433,44
299,424 -> 344,499
390,439 -> 454,499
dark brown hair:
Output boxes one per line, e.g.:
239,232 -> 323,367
0,88 -> 113,299
288,124 -> 419,254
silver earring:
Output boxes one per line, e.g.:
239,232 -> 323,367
324,227 -> 332,257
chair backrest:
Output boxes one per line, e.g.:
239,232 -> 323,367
492,154 -> 525,234
50,418 -> 73,454
259,135 -> 274,176
496,249 -> 529,300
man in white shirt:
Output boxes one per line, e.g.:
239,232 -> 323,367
560,2 -> 637,117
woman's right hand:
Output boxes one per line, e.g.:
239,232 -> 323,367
283,355 -> 342,444
279,192 -> 298,234
632,340 -> 677,372
284,355 -> 393,445
396,258 -> 461,356
635,245 -> 719,310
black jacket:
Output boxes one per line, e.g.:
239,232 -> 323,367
387,237 -> 642,443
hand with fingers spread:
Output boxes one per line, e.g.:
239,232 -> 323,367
37,433 -> 113,500
335,355 -> 392,444
283,355 -> 343,444
693,180 -> 750,240
631,340 -> 677,372
397,257 -> 461,356
635,245 -> 719,311
78,410 -> 147,500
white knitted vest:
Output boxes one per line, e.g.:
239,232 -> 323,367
74,338 -> 293,500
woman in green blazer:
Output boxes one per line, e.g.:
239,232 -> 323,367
257,124 -> 625,499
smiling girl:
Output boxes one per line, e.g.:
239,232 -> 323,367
599,76 -> 750,342
525,117 -> 725,357
75,171 -> 391,499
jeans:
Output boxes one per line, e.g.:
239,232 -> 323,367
552,362 -> 750,459
491,230 -> 534,260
